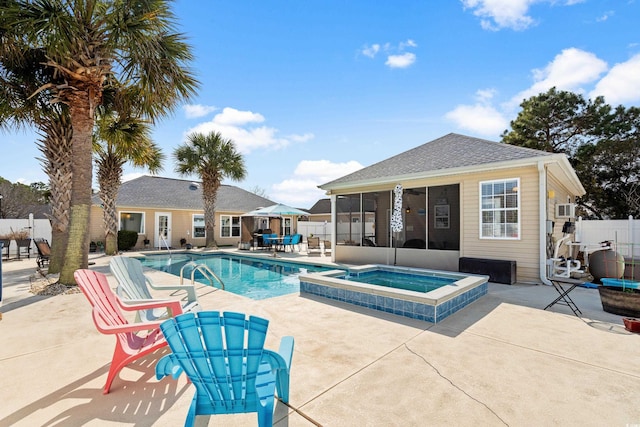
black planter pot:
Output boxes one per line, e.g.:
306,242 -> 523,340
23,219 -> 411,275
598,286 -> 640,317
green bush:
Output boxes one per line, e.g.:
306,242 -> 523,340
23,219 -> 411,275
118,230 -> 139,251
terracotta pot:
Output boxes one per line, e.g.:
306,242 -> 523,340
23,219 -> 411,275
623,317 -> 640,333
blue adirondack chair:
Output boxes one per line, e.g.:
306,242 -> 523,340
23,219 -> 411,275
156,311 -> 294,427
110,256 -> 200,322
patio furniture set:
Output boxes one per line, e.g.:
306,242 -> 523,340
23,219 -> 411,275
74,257 -> 294,426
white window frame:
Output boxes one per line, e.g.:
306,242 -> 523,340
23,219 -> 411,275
479,178 -> 520,240
283,217 -> 292,235
192,214 -> 205,238
220,215 -> 241,238
118,211 -> 145,234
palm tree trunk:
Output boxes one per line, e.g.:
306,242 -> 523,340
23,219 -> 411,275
98,158 -> 122,256
59,91 -> 95,285
37,113 -> 73,274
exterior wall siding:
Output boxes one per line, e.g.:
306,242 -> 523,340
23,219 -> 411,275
460,166 -> 541,284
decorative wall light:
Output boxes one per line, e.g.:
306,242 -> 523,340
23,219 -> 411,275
405,206 -> 411,214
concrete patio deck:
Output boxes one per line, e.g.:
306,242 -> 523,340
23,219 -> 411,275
1,250 -> 639,426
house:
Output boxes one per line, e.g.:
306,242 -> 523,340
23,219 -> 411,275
318,133 -> 585,284
89,175 -> 288,250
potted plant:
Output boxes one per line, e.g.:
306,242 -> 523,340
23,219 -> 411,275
10,230 -> 32,258
598,278 -> 640,317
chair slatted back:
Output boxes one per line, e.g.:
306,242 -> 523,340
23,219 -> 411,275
34,238 -> 51,256
160,312 -> 270,413
74,269 -> 129,330
110,256 -> 153,300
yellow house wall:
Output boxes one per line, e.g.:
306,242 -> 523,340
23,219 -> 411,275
90,206 -> 255,250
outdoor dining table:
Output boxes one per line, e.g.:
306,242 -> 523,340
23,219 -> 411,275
270,236 -> 285,257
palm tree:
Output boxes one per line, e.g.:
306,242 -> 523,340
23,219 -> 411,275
174,132 -> 247,247
1,1 -> 198,284
0,38 -> 73,274
94,109 -> 164,255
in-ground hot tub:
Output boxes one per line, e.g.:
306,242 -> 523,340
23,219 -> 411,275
299,264 -> 489,323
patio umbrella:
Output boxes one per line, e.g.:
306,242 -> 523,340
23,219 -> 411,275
242,203 -> 309,217
391,184 -> 403,265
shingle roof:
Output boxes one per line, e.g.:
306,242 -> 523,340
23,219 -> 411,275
321,133 -> 554,188
94,175 -> 275,212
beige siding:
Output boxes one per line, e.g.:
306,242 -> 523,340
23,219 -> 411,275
331,165 -> 545,284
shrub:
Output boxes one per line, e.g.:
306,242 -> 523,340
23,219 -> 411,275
117,230 -> 139,251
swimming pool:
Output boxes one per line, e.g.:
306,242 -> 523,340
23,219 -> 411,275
137,253 -> 339,300
300,265 -> 489,323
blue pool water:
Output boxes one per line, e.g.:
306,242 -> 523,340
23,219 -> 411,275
138,253 -> 340,300
344,270 -> 454,293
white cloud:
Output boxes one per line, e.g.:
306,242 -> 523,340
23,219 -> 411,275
361,39 -> 418,69
399,39 -> 417,49
445,89 -> 508,136
270,159 -> 364,207
590,54 -> 640,105
596,10 -> 614,22
212,107 -> 264,126
386,52 -> 416,69
462,0 -> 583,31
508,48 -> 608,107
462,0 -> 536,30
183,104 -> 217,119
287,133 -> 315,143
184,107 -> 312,154
361,43 -> 380,58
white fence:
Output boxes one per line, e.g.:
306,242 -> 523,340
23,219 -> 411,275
0,216 -> 52,257
575,216 -> 640,258
297,221 -> 331,241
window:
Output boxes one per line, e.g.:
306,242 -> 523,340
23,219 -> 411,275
193,214 -> 205,238
480,178 -> 520,239
119,212 -> 144,234
220,215 -> 241,237
283,217 -> 292,235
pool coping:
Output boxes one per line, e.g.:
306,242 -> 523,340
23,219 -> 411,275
299,264 -> 489,323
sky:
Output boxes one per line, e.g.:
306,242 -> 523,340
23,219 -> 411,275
2,0 -> 640,208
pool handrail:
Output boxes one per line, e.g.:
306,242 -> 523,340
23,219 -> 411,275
180,261 -> 225,290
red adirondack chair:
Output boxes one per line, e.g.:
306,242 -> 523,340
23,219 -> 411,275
74,269 -> 184,394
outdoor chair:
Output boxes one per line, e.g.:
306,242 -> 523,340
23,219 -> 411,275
307,236 -> 322,255
323,240 -> 332,256
33,238 -> 51,268
280,235 -> 292,252
109,256 -> 200,322
290,234 -> 302,252
156,311 -> 294,427
74,269 -> 183,394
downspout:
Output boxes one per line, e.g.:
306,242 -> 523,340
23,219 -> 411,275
330,194 -> 337,262
539,161 -> 552,286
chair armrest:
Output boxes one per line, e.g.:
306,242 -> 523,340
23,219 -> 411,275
92,310 -> 165,335
156,353 -> 184,380
278,336 -> 294,370
147,281 -> 199,302
116,296 -> 184,317
262,336 -> 294,403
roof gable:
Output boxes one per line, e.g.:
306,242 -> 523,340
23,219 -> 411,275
321,133 -> 554,188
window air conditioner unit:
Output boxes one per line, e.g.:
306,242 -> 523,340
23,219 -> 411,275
556,203 -> 576,219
